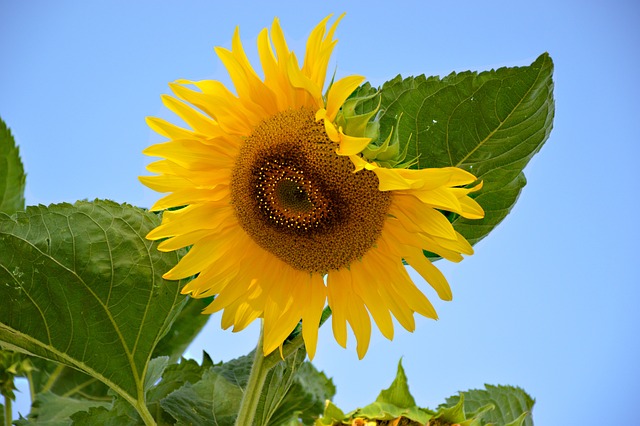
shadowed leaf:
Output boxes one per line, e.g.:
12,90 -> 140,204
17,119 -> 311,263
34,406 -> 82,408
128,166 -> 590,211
0,200 -> 187,416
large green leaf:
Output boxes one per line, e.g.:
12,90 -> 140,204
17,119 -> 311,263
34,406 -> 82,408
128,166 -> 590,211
0,117 -> 26,215
0,200 -> 187,419
376,53 -> 555,245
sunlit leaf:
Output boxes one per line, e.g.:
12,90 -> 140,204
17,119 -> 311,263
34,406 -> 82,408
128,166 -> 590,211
0,117 -> 26,215
375,53 -> 555,246
319,359 -> 431,425
443,384 -> 535,426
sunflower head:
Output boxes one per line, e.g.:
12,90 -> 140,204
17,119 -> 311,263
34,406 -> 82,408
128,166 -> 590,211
141,15 -> 484,360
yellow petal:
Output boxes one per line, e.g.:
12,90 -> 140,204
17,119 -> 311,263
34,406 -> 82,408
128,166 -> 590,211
346,296 -> 372,360
160,95 -> 220,135
391,194 -> 458,240
146,117 -> 197,140
147,204 -> 234,239
143,139 -> 235,170
336,132 -> 371,156
301,273 -> 326,360
404,249 -> 453,301
163,228 -> 240,280
390,262 -> 438,320
350,259 -> 394,340
326,269 -> 349,348
325,75 -> 365,121
149,186 -> 229,211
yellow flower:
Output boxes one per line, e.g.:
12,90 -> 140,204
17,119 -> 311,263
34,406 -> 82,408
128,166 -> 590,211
141,15 -> 484,360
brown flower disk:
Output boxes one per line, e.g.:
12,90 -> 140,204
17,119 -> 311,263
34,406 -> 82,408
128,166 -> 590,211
231,107 -> 391,273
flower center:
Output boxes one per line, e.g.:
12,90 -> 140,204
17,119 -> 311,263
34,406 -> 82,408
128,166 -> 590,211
230,107 -> 391,273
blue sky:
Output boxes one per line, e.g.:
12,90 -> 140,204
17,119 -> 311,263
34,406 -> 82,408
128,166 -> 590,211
1,1 -> 639,424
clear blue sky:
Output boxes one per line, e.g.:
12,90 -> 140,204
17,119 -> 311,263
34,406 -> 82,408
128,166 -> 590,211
1,1 -> 638,424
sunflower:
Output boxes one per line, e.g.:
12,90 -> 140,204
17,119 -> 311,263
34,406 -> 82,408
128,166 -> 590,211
141,15 -> 484,360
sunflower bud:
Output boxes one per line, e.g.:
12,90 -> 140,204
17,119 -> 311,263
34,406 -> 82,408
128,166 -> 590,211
335,84 -> 414,169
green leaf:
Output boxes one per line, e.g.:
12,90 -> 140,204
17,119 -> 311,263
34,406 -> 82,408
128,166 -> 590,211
281,362 -> 335,425
432,393 -> 468,424
323,359 -> 431,425
70,395 -> 142,426
13,392 -> 110,425
0,117 -> 26,215
28,359 -> 110,402
152,297 -> 212,363
443,385 -> 535,426
146,355 -> 214,425
315,401 -> 345,425
375,359 -> 415,408
159,349 -> 334,426
255,348 -> 307,426
0,200 -> 187,420
160,367 -> 243,426
377,53 -> 555,246
256,347 -> 335,426
70,405 -> 140,426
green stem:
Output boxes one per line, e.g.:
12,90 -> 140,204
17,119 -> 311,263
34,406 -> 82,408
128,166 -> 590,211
4,395 -> 12,426
25,370 -> 36,402
41,364 -> 64,393
233,307 -> 332,426
136,401 -> 157,426
234,326 -> 269,426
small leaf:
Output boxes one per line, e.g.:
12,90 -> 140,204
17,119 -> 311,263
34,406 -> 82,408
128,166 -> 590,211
13,392 -> 110,425
376,53 -> 555,246
325,359 -> 431,425
144,357 -> 169,394
147,355 -> 214,425
160,368 -> 243,426
432,393 -> 467,424
375,359 -> 416,408
256,347 -> 335,426
70,395 -> 141,426
0,200 -> 187,416
443,384 -> 535,426
152,296 -> 212,363
316,401 -> 345,425
70,406 -> 139,426
255,348 -> 307,426
28,359 -> 110,402
0,117 -> 26,215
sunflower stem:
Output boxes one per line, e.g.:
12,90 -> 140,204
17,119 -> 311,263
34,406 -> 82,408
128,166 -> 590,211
136,401 -> 157,426
235,326 -> 269,426
4,395 -> 11,426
